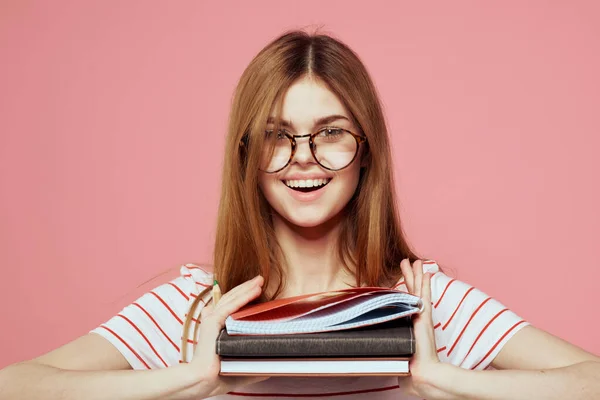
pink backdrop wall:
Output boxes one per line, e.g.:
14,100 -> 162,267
1,1 -> 598,368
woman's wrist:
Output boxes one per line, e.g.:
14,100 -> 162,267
412,362 -> 466,400
176,362 -> 211,399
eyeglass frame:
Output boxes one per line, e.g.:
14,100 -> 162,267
240,127 -> 368,174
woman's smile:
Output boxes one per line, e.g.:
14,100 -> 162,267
281,177 -> 332,202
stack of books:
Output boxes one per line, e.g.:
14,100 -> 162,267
217,286 -> 423,377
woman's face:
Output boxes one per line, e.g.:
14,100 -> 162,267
258,76 -> 363,229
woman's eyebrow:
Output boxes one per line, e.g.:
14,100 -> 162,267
266,114 -> 350,128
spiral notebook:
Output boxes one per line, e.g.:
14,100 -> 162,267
224,286 -> 423,335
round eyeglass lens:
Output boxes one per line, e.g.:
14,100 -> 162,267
260,131 -> 292,172
313,129 -> 357,170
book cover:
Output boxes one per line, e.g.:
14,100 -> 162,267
217,317 -> 414,358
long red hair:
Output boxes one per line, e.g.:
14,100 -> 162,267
182,29 -> 432,357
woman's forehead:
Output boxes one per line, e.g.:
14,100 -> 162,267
268,78 -> 351,130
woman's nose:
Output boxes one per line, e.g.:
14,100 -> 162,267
290,136 -> 316,165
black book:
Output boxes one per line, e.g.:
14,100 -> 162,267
216,317 -> 414,358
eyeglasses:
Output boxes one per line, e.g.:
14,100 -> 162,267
252,127 -> 367,173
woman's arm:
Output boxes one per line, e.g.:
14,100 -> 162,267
0,274 -> 267,400
0,333 -> 203,400
398,259 -> 600,400
422,325 -> 600,400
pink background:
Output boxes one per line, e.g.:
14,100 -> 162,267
1,1 -> 599,368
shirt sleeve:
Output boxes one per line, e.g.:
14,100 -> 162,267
89,264 -> 214,369
395,260 -> 529,370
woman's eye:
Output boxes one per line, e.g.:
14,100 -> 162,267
265,130 -> 287,140
320,128 -> 343,137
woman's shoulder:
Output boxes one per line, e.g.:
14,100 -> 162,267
422,259 -> 441,274
89,263 -> 215,369
178,263 -> 214,292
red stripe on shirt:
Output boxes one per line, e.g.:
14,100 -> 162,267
442,287 -> 475,330
186,265 -> 212,274
116,314 -> 168,368
98,325 -> 150,369
447,297 -> 492,356
150,291 -> 183,325
434,279 -> 456,308
183,273 -> 212,289
228,384 -> 400,397
437,346 -> 447,353
472,320 -> 527,370
459,308 -> 509,367
132,302 -> 180,353
168,282 -> 189,301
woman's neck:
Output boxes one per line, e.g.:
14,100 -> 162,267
268,210 -> 356,298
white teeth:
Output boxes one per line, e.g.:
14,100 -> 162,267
284,178 -> 331,188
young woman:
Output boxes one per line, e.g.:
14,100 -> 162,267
1,30 -> 598,400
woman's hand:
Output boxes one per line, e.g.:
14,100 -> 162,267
397,259 -> 452,399
187,275 -> 270,398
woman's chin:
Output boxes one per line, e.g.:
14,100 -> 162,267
280,209 -> 343,230
269,202 -> 347,231
285,215 -> 328,228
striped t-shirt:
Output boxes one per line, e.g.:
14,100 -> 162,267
90,260 -> 529,399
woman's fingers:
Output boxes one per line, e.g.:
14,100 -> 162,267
412,260 -> 423,298
421,272 -> 432,306
207,276 -> 263,311
198,276 -> 264,339
213,275 -> 263,308
413,272 -> 439,361
416,272 -> 433,325
400,258 -> 414,293
208,277 -> 263,323
400,258 -> 427,298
